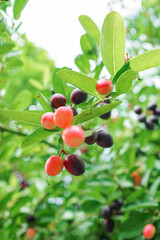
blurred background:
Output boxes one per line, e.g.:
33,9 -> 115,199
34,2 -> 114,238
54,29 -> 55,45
0,0 -> 160,239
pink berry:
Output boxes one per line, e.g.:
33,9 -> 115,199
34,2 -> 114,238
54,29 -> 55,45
45,156 -> 64,176
54,106 -> 73,128
41,112 -> 56,130
96,78 -> 113,95
51,93 -> 66,109
143,224 -> 156,239
62,125 -> 85,147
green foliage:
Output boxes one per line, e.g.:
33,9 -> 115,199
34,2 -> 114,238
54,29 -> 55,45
100,11 -> 126,76
13,0 -> 29,20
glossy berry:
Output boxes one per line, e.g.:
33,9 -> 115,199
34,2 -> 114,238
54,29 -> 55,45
97,102 -> 111,119
145,120 -> 154,130
51,93 -> 66,109
64,154 -> 85,176
69,106 -> 78,116
41,112 -> 56,130
26,228 -> 36,240
45,156 -> 63,176
62,125 -> 85,148
143,224 -> 156,239
104,219 -> 114,233
26,214 -> 36,223
101,206 -> 112,219
85,132 -> 97,145
138,114 -> 146,123
54,106 -> 73,128
70,88 -> 88,105
111,199 -> 124,211
134,105 -> 142,114
154,108 -> 160,116
148,103 -> 157,111
96,130 -> 113,148
96,78 -> 113,96
150,115 -> 159,123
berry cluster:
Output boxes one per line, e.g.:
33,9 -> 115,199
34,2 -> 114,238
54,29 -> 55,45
134,103 -> 160,130
41,79 -> 113,177
101,199 -> 124,233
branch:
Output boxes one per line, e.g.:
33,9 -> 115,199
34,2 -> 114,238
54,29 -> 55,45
0,126 -> 57,148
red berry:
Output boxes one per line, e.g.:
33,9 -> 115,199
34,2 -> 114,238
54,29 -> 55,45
54,106 -> 73,128
143,224 -> 156,239
45,156 -> 63,176
26,228 -> 36,240
96,78 -> 113,95
41,112 -> 56,130
64,154 -> 85,176
51,93 -> 66,109
70,88 -> 88,105
62,125 -> 85,147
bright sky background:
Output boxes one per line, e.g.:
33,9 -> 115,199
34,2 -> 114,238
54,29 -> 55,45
18,0 -> 141,68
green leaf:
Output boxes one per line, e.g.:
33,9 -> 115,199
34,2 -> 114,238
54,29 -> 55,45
141,169 -> 152,187
130,49 -> 160,72
13,0 -> 29,20
36,91 -> 54,112
57,69 -> 103,99
116,69 -> 138,94
6,58 -> 23,67
73,100 -> 121,124
93,61 -> 104,80
22,128 -> 57,148
81,199 -> 101,213
112,62 -> 130,84
75,54 -> 90,74
29,78 -> 44,90
100,11 -> 125,76
9,90 -> 32,111
79,15 -> 100,45
150,177 -> 160,195
80,33 -> 98,61
0,109 -> 42,126
52,68 -> 70,102
0,42 -> 15,55
120,212 -> 153,239
123,199 -> 158,211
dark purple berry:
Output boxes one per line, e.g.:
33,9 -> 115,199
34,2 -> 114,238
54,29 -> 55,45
96,130 -> 113,148
145,120 -> 154,130
101,206 -> 112,219
70,88 -> 88,105
134,105 -> 142,114
26,214 -> 36,223
104,219 -> 114,233
69,107 -> 78,116
154,108 -> 160,116
148,103 -> 157,111
97,102 -> 111,120
64,154 -> 85,176
138,114 -> 146,123
150,115 -> 159,123
111,199 -> 124,211
85,132 -> 97,145
51,93 -> 66,109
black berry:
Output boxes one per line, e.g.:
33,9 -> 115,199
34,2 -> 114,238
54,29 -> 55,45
51,93 -> 66,109
96,130 -> 113,148
85,132 -> 97,145
138,114 -> 146,123
150,115 -> 159,123
148,103 -> 157,111
104,219 -> 114,233
70,88 -> 88,105
64,154 -> 85,176
69,107 -> 78,116
101,206 -> 112,219
111,199 -> 124,211
145,120 -> 154,130
134,105 -> 142,114
26,214 -> 36,223
154,108 -> 160,116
